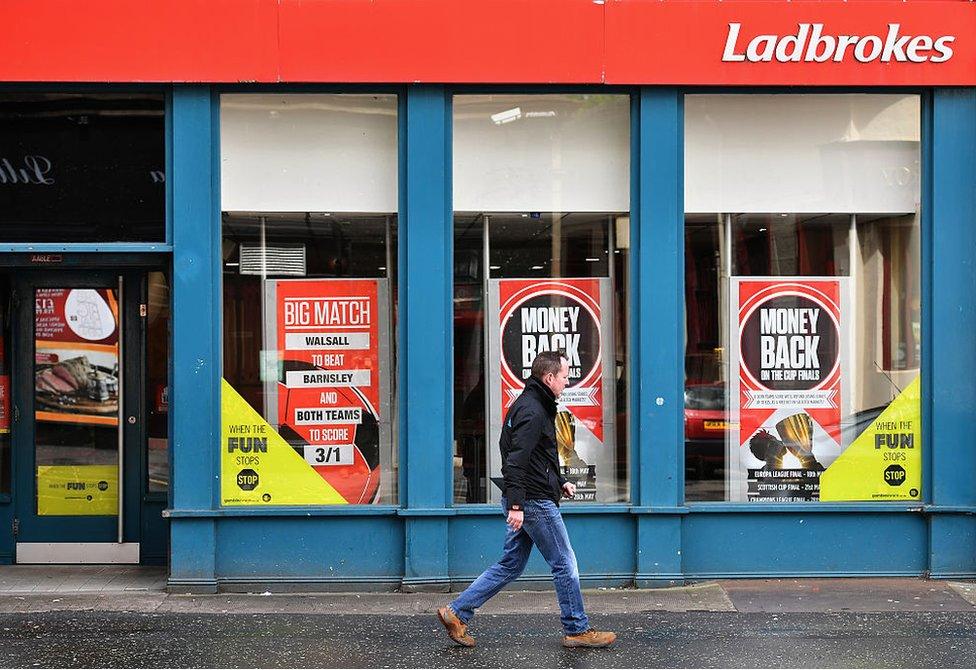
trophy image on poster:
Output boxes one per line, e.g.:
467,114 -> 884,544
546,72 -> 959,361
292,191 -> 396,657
775,412 -> 822,470
748,412 -> 823,471
556,410 -> 585,467
556,410 -> 597,500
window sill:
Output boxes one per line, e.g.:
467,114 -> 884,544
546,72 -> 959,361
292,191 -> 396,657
683,501 -> 928,513
164,506 -> 401,518
161,502 -> 971,518
452,504 -> 636,515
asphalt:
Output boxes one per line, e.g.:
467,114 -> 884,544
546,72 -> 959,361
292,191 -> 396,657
2,610 -> 976,668
0,571 -> 975,668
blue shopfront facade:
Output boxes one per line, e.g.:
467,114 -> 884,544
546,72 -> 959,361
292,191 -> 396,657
167,85 -> 975,591
0,2 -> 974,592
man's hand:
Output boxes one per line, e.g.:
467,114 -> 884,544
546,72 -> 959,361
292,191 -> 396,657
562,482 -> 577,498
507,509 -> 524,532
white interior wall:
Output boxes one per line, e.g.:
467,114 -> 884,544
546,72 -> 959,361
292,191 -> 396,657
685,94 -> 921,214
220,94 -> 398,213
453,94 -> 630,212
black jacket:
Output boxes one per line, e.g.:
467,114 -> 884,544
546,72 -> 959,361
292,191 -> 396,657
499,375 -> 567,509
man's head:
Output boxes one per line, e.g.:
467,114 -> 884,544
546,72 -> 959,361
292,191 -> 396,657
531,350 -> 570,399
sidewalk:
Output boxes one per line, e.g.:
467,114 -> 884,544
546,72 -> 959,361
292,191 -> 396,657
0,566 -> 974,616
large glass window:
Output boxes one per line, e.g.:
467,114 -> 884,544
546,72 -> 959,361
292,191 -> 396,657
453,94 -> 631,504
0,93 -> 164,242
220,94 -> 398,506
0,275 -> 9,495
684,94 -> 922,503
146,271 -> 170,493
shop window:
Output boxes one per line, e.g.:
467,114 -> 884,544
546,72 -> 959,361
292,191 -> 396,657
219,94 -> 398,506
453,94 -> 631,504
0,275 -> 9,495
684,94 -> 922,503
146,271 -> 170,493
0,93 -> 164,243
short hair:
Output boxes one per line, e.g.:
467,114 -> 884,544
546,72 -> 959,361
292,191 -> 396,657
531,350 -> 567,380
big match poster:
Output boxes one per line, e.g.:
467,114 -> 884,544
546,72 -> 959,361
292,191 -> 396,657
221,278 -> 392,506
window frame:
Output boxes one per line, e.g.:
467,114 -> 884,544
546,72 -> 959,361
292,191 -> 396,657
214,85 -> 406,511
679,86 -> 933,512
448,85 -> 641,509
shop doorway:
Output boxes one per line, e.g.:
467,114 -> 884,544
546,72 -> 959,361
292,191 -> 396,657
6,269 -> 169,563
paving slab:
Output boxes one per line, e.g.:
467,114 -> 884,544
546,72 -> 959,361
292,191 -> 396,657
0,593 -> 167,614
0,567 -> 974,620
721,577 -> 976,613
0,566 -> 167,595
3,584 -> 732,616
948,581 -> 976,607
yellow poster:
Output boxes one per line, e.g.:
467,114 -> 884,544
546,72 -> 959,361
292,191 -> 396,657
37,465 -> 118,516
820,376 -> 921,501
220,379 -> 347,505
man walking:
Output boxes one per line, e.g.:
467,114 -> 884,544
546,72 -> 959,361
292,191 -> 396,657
437,351 -> 617,649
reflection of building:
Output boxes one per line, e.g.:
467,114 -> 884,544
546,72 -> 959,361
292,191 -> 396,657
0,1 -> 974,589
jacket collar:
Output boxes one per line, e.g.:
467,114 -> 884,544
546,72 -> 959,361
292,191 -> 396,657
524,375 -> 557,415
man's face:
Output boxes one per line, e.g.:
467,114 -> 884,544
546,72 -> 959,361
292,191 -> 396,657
544,359 -> 571,399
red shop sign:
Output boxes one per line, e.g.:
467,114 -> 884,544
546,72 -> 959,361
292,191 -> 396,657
605,1 -> 976,86
0,0 -> 972,85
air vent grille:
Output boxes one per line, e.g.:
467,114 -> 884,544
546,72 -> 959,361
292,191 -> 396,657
239,244 -> 307,276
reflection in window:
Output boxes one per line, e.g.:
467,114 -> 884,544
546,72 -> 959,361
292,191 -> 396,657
0,93 -> 165,242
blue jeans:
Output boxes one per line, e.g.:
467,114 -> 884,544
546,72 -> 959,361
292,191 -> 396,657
449,498 -> 590,635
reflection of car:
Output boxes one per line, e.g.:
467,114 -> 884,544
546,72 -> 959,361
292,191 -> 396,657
684,382 -> 891,481
684,383 -> 732,479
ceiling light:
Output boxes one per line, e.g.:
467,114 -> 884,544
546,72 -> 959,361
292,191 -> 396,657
490,107 -> 522,125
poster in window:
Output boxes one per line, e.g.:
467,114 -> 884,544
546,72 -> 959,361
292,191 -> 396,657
730,278 -> 921,502
729,279 -> 847,502
220,278 -> 392,506
0,374 -> 9,434
34,288 -> 120,427
487,278 -> 615,503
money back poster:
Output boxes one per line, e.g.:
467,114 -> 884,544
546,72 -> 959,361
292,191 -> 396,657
730,279 -> 847,502
488,278 -> 615,502
729,277 -> 921,502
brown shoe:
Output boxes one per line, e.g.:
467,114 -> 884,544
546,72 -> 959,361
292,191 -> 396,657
562,628 -> 617,648
437,606 -> 475,647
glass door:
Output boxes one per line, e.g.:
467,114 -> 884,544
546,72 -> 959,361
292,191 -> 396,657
13,271 -> 144,563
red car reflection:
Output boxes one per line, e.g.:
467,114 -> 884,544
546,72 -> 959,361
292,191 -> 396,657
684,383 -> 734,479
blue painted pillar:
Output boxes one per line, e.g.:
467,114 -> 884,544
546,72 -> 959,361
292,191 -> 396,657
400,85 -> 453,590
168,86 -> 220,592
928,89 -> 976,578
635,88 -> 685,586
